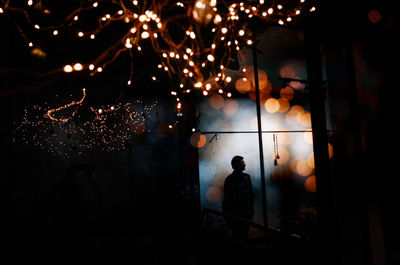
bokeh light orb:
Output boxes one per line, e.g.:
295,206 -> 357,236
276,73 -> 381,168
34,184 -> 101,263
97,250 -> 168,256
235,77 -> 252,93
305,176 -> 317,193
190,132 -> 207,148
264,98 -> 280,113
223,99 -> 238,115
209,94 -> 225,109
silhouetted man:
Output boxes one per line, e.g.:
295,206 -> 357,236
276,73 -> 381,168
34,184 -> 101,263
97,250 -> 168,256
222,156 -> 254,241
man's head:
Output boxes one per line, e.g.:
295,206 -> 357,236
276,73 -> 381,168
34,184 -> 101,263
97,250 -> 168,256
231,155 -> 246,171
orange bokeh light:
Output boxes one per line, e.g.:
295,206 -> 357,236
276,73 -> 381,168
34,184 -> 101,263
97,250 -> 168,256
304,132 -> 313,144
328,143 -> 334,158
223,98 -> 238,115
235,77 -> 251,93
280,86 -> 294,100
305,176 -> 317,193
297,112 -> 312,128
274,148 -> 290,165
264,98 -> 280,113
278,98 -> 290,113
368,9 -> 382,24
286,105 -> 304,126
209,94 -> 225,109
296,160 -> 313,177
190,132 -> 207,148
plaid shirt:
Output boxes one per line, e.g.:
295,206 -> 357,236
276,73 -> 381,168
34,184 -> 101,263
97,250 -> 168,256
222,170 -> 254,219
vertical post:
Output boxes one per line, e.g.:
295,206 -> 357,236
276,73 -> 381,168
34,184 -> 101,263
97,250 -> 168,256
252,46 -> 268,241
304,17 -> 341,264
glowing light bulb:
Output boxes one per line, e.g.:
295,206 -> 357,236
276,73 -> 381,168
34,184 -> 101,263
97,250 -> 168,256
28,0 -> 33,6
73,63 -> 83,71
139,15 -> 147,22
227,92 -> 232,97
238,29 -> 245,36
74,15 -> 79,21
207,54 -> 215,62
203,91 -> 208,96
141,31 -> 150,39
53,30 -> 58,35
277,4 -> 283,9
190,32 -> 196,39
268,8 -> 273,14
247,39 -> 253,45
78,32 -> 84,37
90,34 -> 95,39
89,64 -> 95,70
63,65 -> 73,73
194,82 -> 202,88
221,27 -> 228,34
225,76 -> 232,83
97,67 -> 103,72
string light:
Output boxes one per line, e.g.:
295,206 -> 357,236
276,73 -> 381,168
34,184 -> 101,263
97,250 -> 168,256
2,0 -> 318,119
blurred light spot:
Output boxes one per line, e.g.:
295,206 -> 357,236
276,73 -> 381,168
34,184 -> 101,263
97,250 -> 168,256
235,77 -> 251,93
206,186 -> 222,203
297,160 -> 313,177
290,158 -> 299,173
307,153 -> 315,168
304,132 -> 313,144
289,81 -> 305,90
264,98 -> 280,113
297,112 -> 312,128
280,86 -> 294,100
328,143 -> 334,158
190,132 -> 207,148
209,94 -> 225,109
305,176 -> 317,193
286,105 -> 304,125
368,9 -> 382,24
223,99 -> 238,115
279,60 -> 305,80
278,98 -> 290,113
244,67 -> 269,89
276,148 -> 290,165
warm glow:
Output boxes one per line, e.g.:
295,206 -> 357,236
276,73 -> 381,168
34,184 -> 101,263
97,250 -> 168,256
305,176 -> 317,193
190,132 -> 207,148
297,160 -> 313,177
235,77 -> 251,93
63,65 -> 73,73
209,94 -> 225,109
264,98 -> 280,113
278,98 -> 290,113
73,63 -> 83,71
222,99 -> 238,115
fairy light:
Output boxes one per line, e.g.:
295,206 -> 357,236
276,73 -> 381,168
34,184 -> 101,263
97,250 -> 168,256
63,65 -> 73,73
4,0 -> 319,119
73,63 -> 83,71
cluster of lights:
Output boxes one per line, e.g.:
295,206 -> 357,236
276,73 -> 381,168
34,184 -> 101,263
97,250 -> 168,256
1,0 -> 317,116
14,97 -> 157,156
